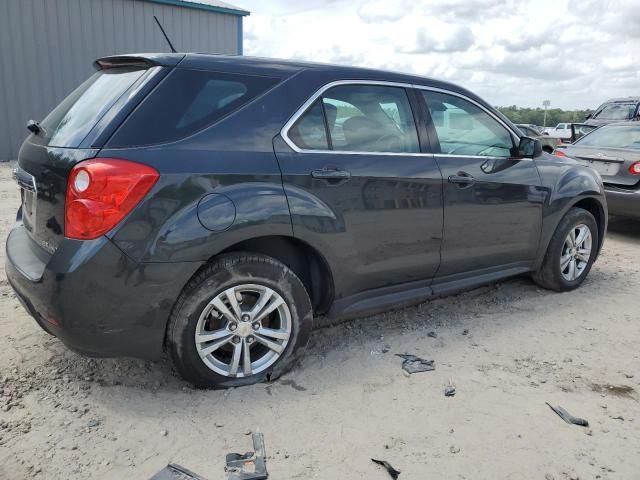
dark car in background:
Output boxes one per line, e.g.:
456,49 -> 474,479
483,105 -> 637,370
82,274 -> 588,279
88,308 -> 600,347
555,122 -> 640,218
585,97 -> 640,127
6,54 -> 607,388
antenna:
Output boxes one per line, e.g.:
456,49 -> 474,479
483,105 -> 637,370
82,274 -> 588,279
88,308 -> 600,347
153,15 -> 177,53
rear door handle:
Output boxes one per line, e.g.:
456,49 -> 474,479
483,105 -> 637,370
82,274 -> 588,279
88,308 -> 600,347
448,173 -> 475,185
311,168 -> 351,180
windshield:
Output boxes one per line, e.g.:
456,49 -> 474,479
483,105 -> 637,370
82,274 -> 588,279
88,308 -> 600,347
593,103 -> 637,120
577,124 -> 640,150
40,67 -> 147,147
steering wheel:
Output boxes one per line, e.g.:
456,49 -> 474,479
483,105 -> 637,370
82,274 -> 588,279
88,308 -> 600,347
447,144 -> 467,155
477,143 -> 507,156
375,133 -> 403,152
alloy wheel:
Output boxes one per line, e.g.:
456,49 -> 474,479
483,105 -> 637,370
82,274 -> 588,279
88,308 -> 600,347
194,284 -> 292,378
560,224 -> 592,281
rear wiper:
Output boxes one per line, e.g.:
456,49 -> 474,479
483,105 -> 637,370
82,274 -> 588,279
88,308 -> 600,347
26,119 -> 44,135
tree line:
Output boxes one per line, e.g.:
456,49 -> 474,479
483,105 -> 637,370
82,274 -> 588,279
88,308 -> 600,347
496,105 -> 592,127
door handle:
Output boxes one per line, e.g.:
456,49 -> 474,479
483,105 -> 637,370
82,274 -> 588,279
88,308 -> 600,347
311,168 -> 351,181
448,172 -> 475,186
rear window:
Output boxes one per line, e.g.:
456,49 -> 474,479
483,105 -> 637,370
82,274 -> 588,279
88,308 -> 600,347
109,69 -> 279,147
577,125 -> 640,150
41,67 -> 147,147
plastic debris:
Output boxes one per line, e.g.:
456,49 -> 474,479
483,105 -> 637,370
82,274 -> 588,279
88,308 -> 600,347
546,402 -> 589,427
427,331 -> 438,338
225,432 -> 269,479
149,464 -> 207,480
371,458 -> 401,479
444,385 -> 456,397
396,354 -> 435,374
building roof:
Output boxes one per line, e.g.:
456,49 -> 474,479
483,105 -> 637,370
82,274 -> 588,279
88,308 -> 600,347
145,0 -> 250,16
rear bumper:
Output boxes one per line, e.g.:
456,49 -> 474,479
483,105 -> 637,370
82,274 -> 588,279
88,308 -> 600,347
5,223 -> 201,359
604,185 -> 640,219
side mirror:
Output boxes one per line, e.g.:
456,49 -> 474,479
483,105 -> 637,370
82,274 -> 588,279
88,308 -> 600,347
585,113 -> 592,120
517,136 -> 542,158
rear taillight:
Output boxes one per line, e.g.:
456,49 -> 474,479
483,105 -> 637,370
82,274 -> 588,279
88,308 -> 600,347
553,149 -> 567,157
65,158 -> 159,240
629,161 -> 640,175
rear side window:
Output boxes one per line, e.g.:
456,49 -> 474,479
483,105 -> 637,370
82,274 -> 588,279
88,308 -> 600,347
109,69 -> 279,146
41,67 -> 147,147
287,84 -> 420,153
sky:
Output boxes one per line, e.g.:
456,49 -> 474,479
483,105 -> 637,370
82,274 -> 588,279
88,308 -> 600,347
234,0 -> 640,110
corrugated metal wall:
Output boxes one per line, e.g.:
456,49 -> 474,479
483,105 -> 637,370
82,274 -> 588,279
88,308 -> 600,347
0,0 -> 241,160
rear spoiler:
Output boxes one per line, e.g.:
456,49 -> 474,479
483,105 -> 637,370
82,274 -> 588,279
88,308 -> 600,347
94,53 -> 185,70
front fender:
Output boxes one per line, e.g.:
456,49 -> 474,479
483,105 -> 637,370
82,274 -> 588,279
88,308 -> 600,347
533,156 -> 607,269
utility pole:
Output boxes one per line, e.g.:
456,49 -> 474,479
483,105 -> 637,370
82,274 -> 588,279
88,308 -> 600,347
543,100 -> 550,127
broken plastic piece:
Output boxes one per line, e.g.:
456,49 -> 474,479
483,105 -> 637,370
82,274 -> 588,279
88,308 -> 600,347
427,331 -> 437,338
371,458 -> 401,479
149,463 -> 208,480
546,402 -> 589,427
225,432 -> 269,479
396,354 -> 435,374
444,385 -> 456,397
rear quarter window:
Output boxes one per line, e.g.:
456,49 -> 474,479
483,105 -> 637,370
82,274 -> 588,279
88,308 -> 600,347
109,69 -> 279,146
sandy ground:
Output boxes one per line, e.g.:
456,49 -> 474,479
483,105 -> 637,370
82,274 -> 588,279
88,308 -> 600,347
0,160 -> 639,480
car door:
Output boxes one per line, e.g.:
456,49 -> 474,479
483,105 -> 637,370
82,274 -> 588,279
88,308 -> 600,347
274,82 -> 443,300
418,88 -> 544,281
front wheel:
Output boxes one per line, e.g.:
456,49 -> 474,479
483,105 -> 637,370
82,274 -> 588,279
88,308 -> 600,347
167,253 -> 313,388
533,207 -> 599,292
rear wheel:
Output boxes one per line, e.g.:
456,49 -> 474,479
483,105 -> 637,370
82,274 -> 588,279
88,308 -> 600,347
167,253 -> 313,388
533,207 -> 598,291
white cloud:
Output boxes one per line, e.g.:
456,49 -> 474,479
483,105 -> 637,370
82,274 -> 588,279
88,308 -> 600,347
357,0 -> 407,23
237,0 -> 640,109
405,25 -> 474,53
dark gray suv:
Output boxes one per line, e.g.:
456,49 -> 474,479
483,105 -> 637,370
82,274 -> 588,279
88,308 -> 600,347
6,54 -> 607,388
585,97 -> 640,127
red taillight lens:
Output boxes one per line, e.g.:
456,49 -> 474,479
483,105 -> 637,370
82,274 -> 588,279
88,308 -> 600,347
65,158 -> 159,240
629,161 -> 640,175
553,149 -> 567,157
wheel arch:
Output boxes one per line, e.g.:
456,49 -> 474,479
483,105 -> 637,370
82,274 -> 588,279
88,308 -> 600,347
533,192 -> 607,271
570,196 -> 606,255
218,236 -> 335,315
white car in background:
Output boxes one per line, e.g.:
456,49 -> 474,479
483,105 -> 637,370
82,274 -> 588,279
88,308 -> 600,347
545,123 -> 573,139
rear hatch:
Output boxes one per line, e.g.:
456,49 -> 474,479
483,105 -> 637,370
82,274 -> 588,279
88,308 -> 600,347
566,123 -> 640,188
16,58 -> 172,253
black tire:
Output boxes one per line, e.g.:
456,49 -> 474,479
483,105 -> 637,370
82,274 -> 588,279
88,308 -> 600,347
167,253 -> 313,388
533,207 -> 599,292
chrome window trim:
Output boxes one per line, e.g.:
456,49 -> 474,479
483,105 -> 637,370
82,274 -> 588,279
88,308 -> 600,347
433,153 -> 519,160
414,85 -> 520,139
280,79 -> 520,156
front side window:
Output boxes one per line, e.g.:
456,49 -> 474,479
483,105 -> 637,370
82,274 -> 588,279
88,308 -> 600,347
518,126 -> 537,137
423,91 -> 514,157
287,84 -> 420,153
